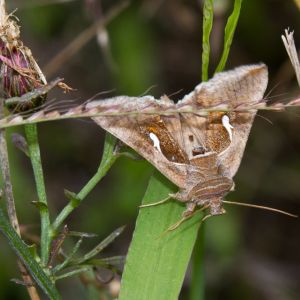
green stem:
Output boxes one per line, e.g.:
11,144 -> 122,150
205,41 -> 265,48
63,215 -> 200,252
51,134 -> 117,233
55,267 -> 91,281
52,238 -> 83,274
0,208 -> 61,300
25,124 -> 51,266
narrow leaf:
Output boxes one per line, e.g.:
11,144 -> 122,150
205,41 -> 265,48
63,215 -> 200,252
215,0 -> 243,73
119,171 -> 202,300
202,0 -> 214,81
73,226 -> 125,265
0,208 -> 61,300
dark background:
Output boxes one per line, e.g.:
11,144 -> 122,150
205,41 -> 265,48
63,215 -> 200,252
1,0 -> 300,299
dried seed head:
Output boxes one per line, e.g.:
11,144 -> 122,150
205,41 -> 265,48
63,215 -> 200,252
0,5 -> 47,113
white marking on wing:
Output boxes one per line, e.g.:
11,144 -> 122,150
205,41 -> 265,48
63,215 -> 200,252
222,115 -> 234,141
149,132 -> 162,153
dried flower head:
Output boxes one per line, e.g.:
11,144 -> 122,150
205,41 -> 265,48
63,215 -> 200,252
0,4 -> 47,113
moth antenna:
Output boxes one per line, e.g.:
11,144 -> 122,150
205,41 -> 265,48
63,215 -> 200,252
139,196 -> 172,208
138,85 -> 157,97
222,200 -> 298,218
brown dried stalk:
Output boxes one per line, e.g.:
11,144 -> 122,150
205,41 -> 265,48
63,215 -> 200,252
44,0 -> 129,77
282,29 -> 300,87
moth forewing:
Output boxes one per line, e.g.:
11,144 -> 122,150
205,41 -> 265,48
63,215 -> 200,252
92,114 -> 189,189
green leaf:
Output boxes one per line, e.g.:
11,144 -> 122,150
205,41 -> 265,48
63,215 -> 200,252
72,226 -> 125,265
64,189 -> 81,207
202,0 -> 214,81
31,201 -> 48,212
215,0 -> 243,73
119,171 -> 202,300
0,208 -> 61,300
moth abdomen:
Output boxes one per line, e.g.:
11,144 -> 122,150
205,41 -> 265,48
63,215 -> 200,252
192,176 -> 233,200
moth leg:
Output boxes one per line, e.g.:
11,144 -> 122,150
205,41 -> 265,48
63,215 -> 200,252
169,190 -> 191,203
140,190 -> 190,208
139,196 -> 172,208
165,205 -> 209,232
182,202 -> 197,217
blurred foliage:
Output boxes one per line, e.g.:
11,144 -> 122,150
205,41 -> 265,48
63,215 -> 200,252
0,0 -> 300,299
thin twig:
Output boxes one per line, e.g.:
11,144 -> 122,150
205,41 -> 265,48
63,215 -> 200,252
43,1 -> 129,76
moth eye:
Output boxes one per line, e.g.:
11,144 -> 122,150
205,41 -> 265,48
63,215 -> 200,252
189,135 -> 194,142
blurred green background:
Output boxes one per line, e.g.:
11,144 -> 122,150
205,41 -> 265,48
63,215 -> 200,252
0,0 -> 300,299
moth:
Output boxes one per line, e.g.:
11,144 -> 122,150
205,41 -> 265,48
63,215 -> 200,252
88,64 -> 273,223
1,64 -> 295,222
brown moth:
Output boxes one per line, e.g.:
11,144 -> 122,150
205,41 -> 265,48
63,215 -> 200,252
89,64 -> 268,219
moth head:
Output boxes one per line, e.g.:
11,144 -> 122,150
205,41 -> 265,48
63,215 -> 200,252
209,198 -> 226,216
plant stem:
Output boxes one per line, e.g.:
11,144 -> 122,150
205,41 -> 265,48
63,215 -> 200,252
0,107 -> 40,299
55,267 -> 91,281
52,153 -> 117,232
51,133 -> 117,233
52,238 -> 83,273
0,130 -> 41,300
25,124 -> 51,266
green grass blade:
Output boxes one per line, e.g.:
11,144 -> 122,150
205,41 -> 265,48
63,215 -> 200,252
215,0 -> 243,73
0,208 -> 61,300
202,0 -> 214,81
119,171 -> 202,300
189,225 -> 206,300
